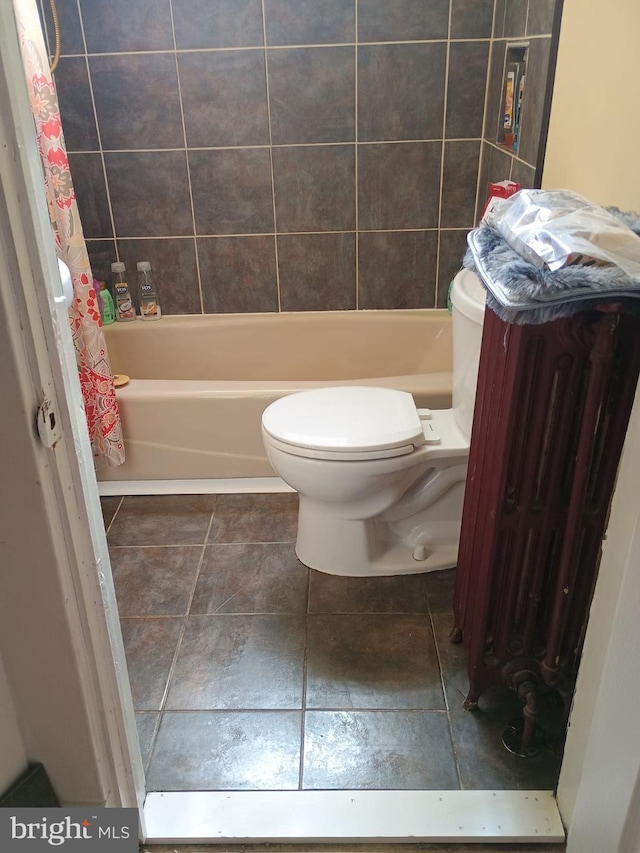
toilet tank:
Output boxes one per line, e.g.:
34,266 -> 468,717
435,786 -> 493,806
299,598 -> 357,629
449,268 -> 486,439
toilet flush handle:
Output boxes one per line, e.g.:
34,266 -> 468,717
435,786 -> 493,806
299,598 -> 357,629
423,422 -> 441,444
417,409 -> 440,443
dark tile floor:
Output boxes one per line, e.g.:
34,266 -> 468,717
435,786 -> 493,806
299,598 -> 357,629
102,493 -> 563,793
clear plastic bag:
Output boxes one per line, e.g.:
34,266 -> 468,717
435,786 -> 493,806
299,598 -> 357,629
483,189 -> 640,280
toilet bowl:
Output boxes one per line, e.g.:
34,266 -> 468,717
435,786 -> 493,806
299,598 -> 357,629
261,268 -> 486,576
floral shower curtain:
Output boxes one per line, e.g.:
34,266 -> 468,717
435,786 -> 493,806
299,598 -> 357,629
12,0 -> 124,465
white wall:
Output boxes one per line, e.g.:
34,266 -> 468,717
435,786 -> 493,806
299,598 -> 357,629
542,0 -> 640,846
543,0 -> 640,207
0,654 -> 27,795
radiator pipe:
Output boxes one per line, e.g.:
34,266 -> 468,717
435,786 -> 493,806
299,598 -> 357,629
519,679 -> 539,751
502,666 -> 542,756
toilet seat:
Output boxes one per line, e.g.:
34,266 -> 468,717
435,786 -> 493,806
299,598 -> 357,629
263,431 -> 419,462
261,386 -> 426,460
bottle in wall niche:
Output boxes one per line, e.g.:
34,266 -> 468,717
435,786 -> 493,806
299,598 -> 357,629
137,261 -> 161,320
111,261 -> 136,321
97,280 -> 115,325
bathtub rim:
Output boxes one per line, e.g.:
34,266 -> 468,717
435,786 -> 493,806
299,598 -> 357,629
102,308 -> 453,383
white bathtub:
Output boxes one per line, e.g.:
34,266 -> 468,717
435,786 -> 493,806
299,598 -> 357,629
96,310 -> 453,493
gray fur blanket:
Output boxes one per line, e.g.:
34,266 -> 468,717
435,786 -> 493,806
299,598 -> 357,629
463,207 -> 640,325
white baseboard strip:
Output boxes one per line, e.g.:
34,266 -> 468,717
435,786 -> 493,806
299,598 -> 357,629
97,477 -> 294,496
143,790 -> 565,844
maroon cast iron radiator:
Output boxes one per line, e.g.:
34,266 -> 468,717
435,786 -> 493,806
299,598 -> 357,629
452,303 -> 640,752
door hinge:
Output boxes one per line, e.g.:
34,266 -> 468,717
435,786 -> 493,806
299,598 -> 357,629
36,397 -> 62,449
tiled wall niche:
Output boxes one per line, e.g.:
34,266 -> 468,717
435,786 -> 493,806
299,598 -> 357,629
477,0 -> 560,220
41,0 -> 558,315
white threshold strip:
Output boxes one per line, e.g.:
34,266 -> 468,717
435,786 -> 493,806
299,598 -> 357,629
97,477 -> 294,496
143,790 -> 565,844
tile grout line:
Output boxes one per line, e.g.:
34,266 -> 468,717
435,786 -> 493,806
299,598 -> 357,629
57,37 -> 505,60
473,0 -> 500,223
298,567 -> 312,790
261,0 -> 282,312
140,710 -> 162,780
71,0 -> 120,264
88,227 -> 475,240
354,1 -> 359,310
429,608 -> 464,791
105,492 -> 160,780
302,704 -> 452,712
108,542 -> 209,550
433,1 -> 454,310
168,0 -> 205,314
73,137 -> 486,153
103,495 -> 124,536
156,506 -> 217,714
153,705 -> 447,712
53,33 -> 553,66
121,608 -> 452,617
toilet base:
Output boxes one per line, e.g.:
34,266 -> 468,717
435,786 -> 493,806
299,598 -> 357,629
296,539 -> 458,576
295,497 -> 459,577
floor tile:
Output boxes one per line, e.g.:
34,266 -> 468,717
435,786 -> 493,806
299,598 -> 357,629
308,572 -> 429,614
306,615 -> 445,710
209,493 -> 298,544
120,617 -> 183,711
302,710 -> 459,789
116,494 -> 570,796
449,685 -> 562,790
431,611 -> 470,710
108,495 -> 217,546
146,711 -> 302,791
191,542 -> 308,614
100,495 -> 121,530
135,711 -> 160,771
424,567 -> 457,614
165,614 -> 305,710
111,546 -> 202,617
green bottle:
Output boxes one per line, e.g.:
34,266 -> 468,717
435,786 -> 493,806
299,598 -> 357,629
98,281 -> 116,325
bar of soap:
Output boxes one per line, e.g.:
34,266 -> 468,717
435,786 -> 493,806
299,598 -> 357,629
113,374 -> 130,387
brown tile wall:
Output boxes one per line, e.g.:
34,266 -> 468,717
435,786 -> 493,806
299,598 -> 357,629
41,0 -> 555,315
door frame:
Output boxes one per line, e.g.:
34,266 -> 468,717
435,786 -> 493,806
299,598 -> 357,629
0,0 -> 145,821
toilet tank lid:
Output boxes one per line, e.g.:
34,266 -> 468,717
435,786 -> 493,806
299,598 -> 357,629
262,386 -> 425,452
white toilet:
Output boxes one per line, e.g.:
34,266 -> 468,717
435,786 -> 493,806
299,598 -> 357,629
261,268 -> 486,576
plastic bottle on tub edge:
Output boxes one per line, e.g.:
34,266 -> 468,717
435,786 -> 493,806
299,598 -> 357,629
98,280 -> 116,325
137,261 -> 162,320
111,261 -> 136,322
